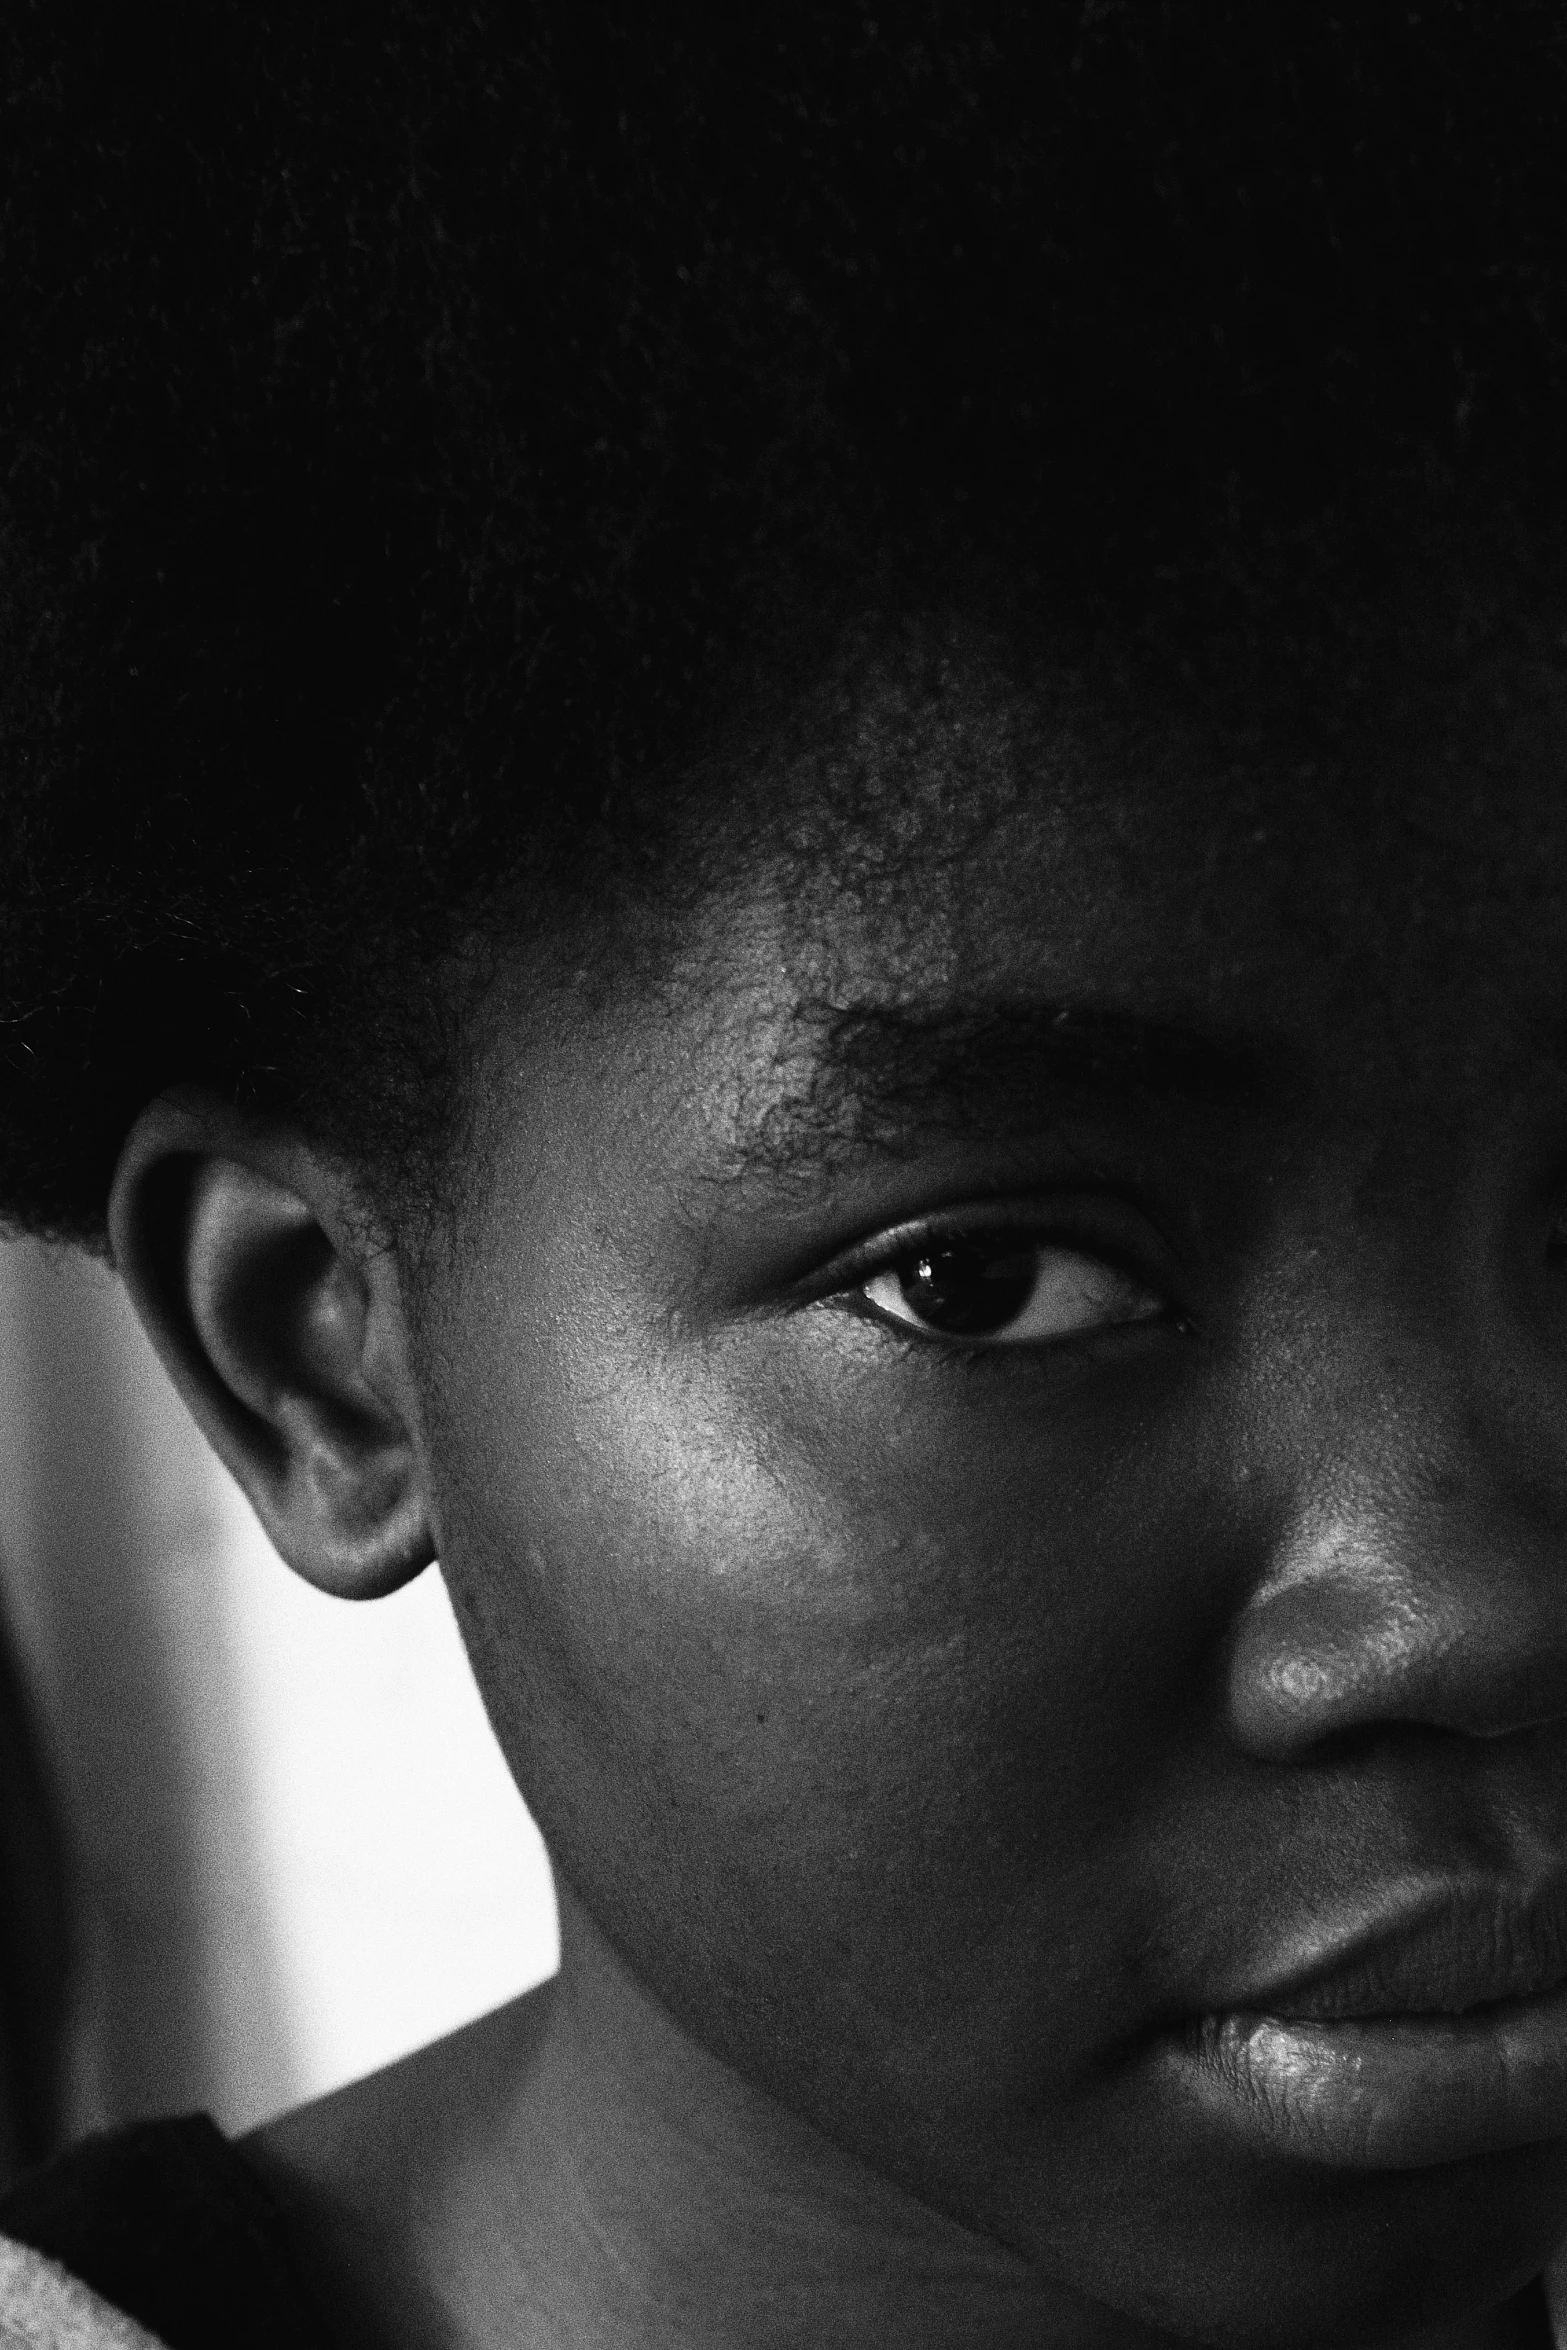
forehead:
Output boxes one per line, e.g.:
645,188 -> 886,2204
466,624 -> 1567,1252
662,624 -> 1567,1123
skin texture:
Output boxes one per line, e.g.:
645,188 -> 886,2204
109,621 -> 1567,2347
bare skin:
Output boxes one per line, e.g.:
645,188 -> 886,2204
110,622 -> 1567,2346
241,1899 -> 1079,2350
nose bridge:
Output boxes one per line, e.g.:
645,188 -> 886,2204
1224,1293 -> 1567,1759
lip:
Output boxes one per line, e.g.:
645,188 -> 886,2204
1238,1880 -> 1567,2021
1162,1881 -> 1567,2170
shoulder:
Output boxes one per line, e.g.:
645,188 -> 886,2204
0,2115 -> 335,2350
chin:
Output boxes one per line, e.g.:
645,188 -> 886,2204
1066,2137 -> 1567,2350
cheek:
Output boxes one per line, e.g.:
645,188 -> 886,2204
432,1292 -> 1235,2118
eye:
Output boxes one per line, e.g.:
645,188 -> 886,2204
860,1231 -> 1167,1346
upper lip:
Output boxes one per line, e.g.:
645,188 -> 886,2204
1219,1880 -> 1567,2021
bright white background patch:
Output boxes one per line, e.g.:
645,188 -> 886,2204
0,1236 -> 557,2135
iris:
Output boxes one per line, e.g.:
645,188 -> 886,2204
895,1236 -> 1038,1336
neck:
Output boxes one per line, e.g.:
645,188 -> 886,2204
432,1883 -> 1094,2350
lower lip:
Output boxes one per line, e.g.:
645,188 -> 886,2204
1167,1977 -> 1567,2170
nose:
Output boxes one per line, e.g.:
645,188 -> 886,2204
1224,1394 -> 1567,1762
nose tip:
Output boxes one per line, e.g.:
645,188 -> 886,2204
1224,1515 -> 1567,1761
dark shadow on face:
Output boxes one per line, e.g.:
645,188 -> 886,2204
418,612 -> 1567,2348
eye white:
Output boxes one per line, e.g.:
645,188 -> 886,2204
862,1240 -> 1164,1345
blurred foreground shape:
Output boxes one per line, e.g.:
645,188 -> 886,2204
0,1596 -> 71,2181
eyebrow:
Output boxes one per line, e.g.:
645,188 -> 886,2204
737,996 -> 1285,1176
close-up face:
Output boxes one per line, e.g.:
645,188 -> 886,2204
19,16 -> 1567,2350
412,625 -> 1567,2348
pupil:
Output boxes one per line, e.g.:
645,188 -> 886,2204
898,1236 -> 1037,1334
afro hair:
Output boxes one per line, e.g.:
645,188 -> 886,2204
4,2 -> 1567,1245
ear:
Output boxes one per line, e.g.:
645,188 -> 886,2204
107,1091 -> 437,1599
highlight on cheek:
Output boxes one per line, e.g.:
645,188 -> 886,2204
860,1232 -> 1166,1346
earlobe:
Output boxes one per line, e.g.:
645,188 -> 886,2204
108,1093 -> 436,1600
